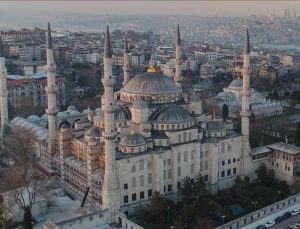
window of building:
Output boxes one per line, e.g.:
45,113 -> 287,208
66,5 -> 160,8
132,177 -> 136,187
221,143 -> 225,153
124,183 -> 128,190
200,151 -> 203,159
140,175 -> 144,186
148,174 -> 152,184
233,167 -> 236,174
205,161 -> 208,170
228,159 -> 231,164
167,159 -> 171,166
184,151 -> 188,162
233,158 -> 236,163
178,167 -> 181,177
221,171 -> 225,177
204,175 -> 208,182
177,153 -> 181,163
168,184 -> 172,192
124,195 -> 128,203
140,191 -> 144,199
164,186 -> 166,193
222,161 -> 225,166
148,189 -> 152,197
168,169 -> 172,179
227,169 -> 231,176
205,151 -> 208,158
164,170 -> 166,180
132,193 -> 136,201
139,160 -> 144,171
131,165 -> 136,173
200,161 -> 203,171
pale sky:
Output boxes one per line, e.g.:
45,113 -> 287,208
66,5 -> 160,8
1,1 -> 300,17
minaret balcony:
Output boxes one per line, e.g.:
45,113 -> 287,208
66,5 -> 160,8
45,65 -> 56,72
102,132 -> 117,140
45,86 -> 58,94
0,90 -> 8,97
101,77 -> 116,87
46,108 -> 58,116
241,91 -> 251,96
242,68 -> 249,75
240,110 -> 251,117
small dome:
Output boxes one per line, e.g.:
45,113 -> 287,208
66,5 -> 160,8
41,114 -> 48,120
229,79 -> 243,88
15,118 -> 26,126
206,120 -> 224,131
60,123 -> 69,132
27,115 -> 41,122
67,105 -> 77,112
84,127 -> 101,138
11,117 -> 23,125
70,110 -> 81,116
94,108 -> 101,114
152,105 -> 193,124
57,112 -> 68,118
251,92 -> 265,100
119,133 -> 147,147
97,105 -> 128,122
132,99 -> 148,109
82,109 -> 89,114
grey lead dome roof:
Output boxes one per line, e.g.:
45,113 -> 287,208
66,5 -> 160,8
119,133 -> 147,147
229,79 -> 243,88
206,120 -> 224,131
152,105 -> 193,124
121,72 -> 180,95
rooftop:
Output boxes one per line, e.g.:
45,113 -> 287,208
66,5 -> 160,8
267,142 -> 300,155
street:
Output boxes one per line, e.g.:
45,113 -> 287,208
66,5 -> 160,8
272,214 -> 300,229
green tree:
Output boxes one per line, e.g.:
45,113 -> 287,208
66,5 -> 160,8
23,206 -> 33,229
181,177 -> 194,203
194,173 -> 207,199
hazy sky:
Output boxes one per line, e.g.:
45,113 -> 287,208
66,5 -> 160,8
2,1 -> 300,17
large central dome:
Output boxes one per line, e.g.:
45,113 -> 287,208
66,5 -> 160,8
120,71 -> 182,104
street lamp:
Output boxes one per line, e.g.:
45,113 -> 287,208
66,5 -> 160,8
221,215 -> 226,225
167,205 -> 170,223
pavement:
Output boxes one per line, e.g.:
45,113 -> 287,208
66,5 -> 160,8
241,202 -> 300,229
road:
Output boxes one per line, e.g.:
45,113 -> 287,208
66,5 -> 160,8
272,214 -> 300,229
241,202 -> 300,229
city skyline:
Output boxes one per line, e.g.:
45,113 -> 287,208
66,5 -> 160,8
1,1 -> 300,17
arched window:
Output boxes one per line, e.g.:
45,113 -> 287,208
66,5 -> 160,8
140,175 -> 144,186
131,165 -> 136,173
139,160 -> 144,171
132,177 -> 136,187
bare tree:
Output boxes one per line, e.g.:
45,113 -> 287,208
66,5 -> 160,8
1,127 -> 45,228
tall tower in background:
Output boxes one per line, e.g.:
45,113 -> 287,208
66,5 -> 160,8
241,28 -> 251,177
123,31 -> 130,86
101,18 -> 120,213
45,21 -> 58,166
174,22 -> 183,90
0,54 -> 8,144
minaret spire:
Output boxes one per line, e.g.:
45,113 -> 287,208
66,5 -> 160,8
45,20 -> 58,166
123,31 -> 130,86
174,18 -> 183,90
101,17 -> 120,212
0,56 -> 8,145
240,27 -> 251,177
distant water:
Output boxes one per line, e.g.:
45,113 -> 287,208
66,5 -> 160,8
258,44 -> 300,50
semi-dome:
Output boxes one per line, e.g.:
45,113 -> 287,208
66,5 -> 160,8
188,93 -> 201,102
84,127 -> 101,138
11,117 -> 23,125
251,92 -> 265,100
119,133 -> 147,147
82,109 -> 89,114
97,105 -> 129,122
228,79 -> 243,89
41,114 -> 48,120
57,112 -> 68,118
132,99 -> 148,109
94,108 -> 101,114
206,120 -> 224,131
27,115 -> 41,122
121,72 -> 180,95
152,105 -> 193,124
70,110 -> 81,116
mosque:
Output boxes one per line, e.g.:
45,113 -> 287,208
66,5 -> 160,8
1,21 -> 256,220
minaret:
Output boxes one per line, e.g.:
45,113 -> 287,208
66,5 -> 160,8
240,28 -> 251,176
0,36 -> 3,58
101,18 -> 120,212
45,21 -> 58,165
0,54 -> 8,143
174,22 -> 183,89
123,31 -> 130,86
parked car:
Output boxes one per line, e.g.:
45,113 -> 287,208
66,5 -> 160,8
291,209 -> 300,216
288,223 -> 300,229
264,221 -> 275,228
282,211 -> 292,219
274,215 -> 283,223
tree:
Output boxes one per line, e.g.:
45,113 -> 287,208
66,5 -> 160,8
222,104 -> 229,121
194,173 -> 207,199
272,91 -> 278,98
181,176 -> 194,203
2,127 -> 45,228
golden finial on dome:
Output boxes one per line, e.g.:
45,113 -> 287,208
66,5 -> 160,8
213,109 -> 216,120
147,65 -> 156,73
